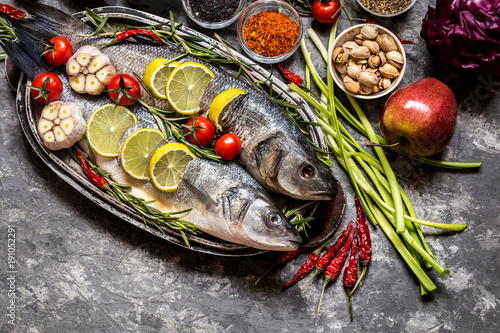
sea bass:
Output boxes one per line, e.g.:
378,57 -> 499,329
200,75 -> 338,200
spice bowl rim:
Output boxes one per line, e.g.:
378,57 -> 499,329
181,0 -> 248,30
237,0 -> 303,64
355,0 -> 417,18
329,23 -> 407,100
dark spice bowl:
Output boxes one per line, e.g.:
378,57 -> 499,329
237,0 -> 303,64
182,0 -> 247,29
356,0 -> 416,18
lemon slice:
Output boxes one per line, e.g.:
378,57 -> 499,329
143,58 -> 180,99
121,128 -> 167,180
208,88 -> 247,130
149,142 -> 196,192
166,62 -> 215,115
86,104 -> 138,157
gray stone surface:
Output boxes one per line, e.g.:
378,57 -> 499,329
1,0 -> 499,332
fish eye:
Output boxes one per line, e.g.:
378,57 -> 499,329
299,163 -> 316,179
265,212 -> 283,227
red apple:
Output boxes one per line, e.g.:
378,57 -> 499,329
379,78 -> 457,157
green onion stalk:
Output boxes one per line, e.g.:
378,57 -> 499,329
290,26 -> 479,295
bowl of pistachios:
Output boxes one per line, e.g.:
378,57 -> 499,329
329,24 -> 406,100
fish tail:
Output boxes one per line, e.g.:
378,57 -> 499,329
0,1 -> 88,79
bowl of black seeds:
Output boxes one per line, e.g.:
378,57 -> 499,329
356,0 -> 416,17
182,0 -> 248,29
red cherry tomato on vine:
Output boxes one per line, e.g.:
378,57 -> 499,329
215,134 -> 242,160
107,74 -> 141,106
30,72 -> 63,104
184,116 -> 215,146
312,0 -> 341,25
43,37 -> 73,66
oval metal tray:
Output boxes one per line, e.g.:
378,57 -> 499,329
14,6 -> 345,257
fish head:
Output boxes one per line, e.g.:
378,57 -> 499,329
254,136 -> 338,201
222,186 -> 302,251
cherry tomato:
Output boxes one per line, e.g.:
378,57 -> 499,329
107,74 -> 141,106
312,0 -> 341,25
184,116 -> 215,146
30,72 -> 63,104
43,37 -> 73,66
215,134 -> 242,160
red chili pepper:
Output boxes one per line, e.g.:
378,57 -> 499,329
350,195 -> 372,295
115,29 -> 164,44
254,247 -> 309,285
365,15 -> 415,45
277,63 -> 303,86
317,226 -> 356,313
300,221 -> 354,291
343,238 -> 358,321
77,150 -> 108,189
0,4 -> 26,20
282,250 -> 320,289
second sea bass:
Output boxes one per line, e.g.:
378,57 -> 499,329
200,75 -> 338,201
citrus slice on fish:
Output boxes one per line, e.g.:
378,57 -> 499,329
208,88 -> 247,130
143,58 -> 180,99
149,142 -> 196,192
86,104 -> 138,157
166,62 -> 215,115
121,128 -> 167,180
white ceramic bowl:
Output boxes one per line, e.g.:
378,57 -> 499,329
356,0 -> 417,18
237,0 -> 303,64
182,0 -> 247,29
329,24 -> 406,100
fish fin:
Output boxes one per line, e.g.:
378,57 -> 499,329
253,135 -> 286,181
0,1 -> 88,79
182,179 -> 219,212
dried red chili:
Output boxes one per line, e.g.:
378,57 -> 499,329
77,150 -> 109,189
115,29 -> 164,44
277,64 -> 303,86
317,226 -> 356,313
343,238 -> 358,321
0,4 -> 26,20
254,247 -> 309,285
350,195 -> 372,295
365,15 -> 415,45
300,221 -> 354,291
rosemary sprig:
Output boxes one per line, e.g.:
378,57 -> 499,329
283,200 -> 320,237
0,17 -> 16,41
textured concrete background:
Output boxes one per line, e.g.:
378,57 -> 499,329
1,0 -> 499,332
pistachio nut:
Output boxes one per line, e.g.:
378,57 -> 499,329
342,41 -> 358,54
379,63 -> 399,78
343,76 -> 360,94
379,51 -> 387,66
335,62 -> 348,75
346,65 -> 362,80
348,58 -> 358,67
372,86 -> 381,93
376,34 -> 398,53
362,40 -> 380,55
351,46 -> 371,60
386,51 -> 404,69
378,77 -> 392,90
360,25 -> 379,40
368,55 -> 382,68
365,67 -> 381,77
357,70 -> 379,87
354,34 -> 365,45
358,83 -> 373,95
332,47 -> 348,64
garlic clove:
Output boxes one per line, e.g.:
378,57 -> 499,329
58,104 -> 72,119
53,126 -> 66,142
67,60 -> 81,75
38,119 -> 53,134
96,65 -> 117,85
69,74 -> 86,94
88,55 -> 111,74
41,103 -> 60,121
43,131 -> 55,143
60,117 -> 74,136
75,53 -> 92,67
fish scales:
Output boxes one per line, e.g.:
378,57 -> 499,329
2,1 -> 302,250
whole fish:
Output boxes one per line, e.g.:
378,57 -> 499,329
200,75 -> 338,200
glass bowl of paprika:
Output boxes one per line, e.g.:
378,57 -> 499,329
237,0 -> 303,64
182,0 -> 247,30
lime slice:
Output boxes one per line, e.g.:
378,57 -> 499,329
208,88 -> 247,130
86,104 -> 138,157
149,142 -> 196,192
143,58 -> 180,99
121,128 -> 167,180
166,61 -> 215,115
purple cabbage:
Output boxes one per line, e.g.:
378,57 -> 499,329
420,0 -> 500,74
